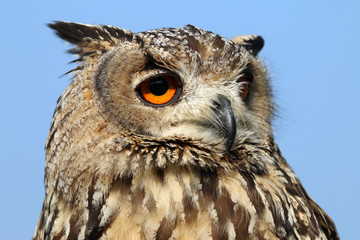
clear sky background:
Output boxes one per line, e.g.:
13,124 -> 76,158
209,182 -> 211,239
0,1 -> 358,239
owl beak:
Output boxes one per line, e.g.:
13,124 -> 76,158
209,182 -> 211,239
213,95 -> 237,152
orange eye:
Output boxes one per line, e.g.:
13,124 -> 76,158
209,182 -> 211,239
137,75 -> 181,106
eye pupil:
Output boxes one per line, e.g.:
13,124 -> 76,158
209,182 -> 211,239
149,78 -> 169,96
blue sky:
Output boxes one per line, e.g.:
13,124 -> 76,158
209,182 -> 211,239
0,1 -> 358,239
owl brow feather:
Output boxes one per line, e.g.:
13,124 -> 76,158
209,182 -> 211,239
69,51 -> 98,64
59,51 -> 96,77
60,66 -> 84,78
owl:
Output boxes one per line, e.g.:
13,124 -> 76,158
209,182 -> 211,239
33,21 -> 339,240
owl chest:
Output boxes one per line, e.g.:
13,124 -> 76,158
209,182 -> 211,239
100,168 -> 258,240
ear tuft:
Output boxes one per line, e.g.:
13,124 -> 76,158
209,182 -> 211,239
47,21 -> 135,54
231,35 -> 264,56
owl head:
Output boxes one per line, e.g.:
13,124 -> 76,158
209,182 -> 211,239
49,22 -> 272,154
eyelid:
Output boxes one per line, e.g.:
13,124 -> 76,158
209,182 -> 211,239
133,69 -> 170,88
237,69 -> 253,83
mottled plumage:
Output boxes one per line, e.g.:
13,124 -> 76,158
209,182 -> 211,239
33,21 -> 338,240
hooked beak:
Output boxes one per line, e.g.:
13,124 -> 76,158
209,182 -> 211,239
213,95 -> 237,152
